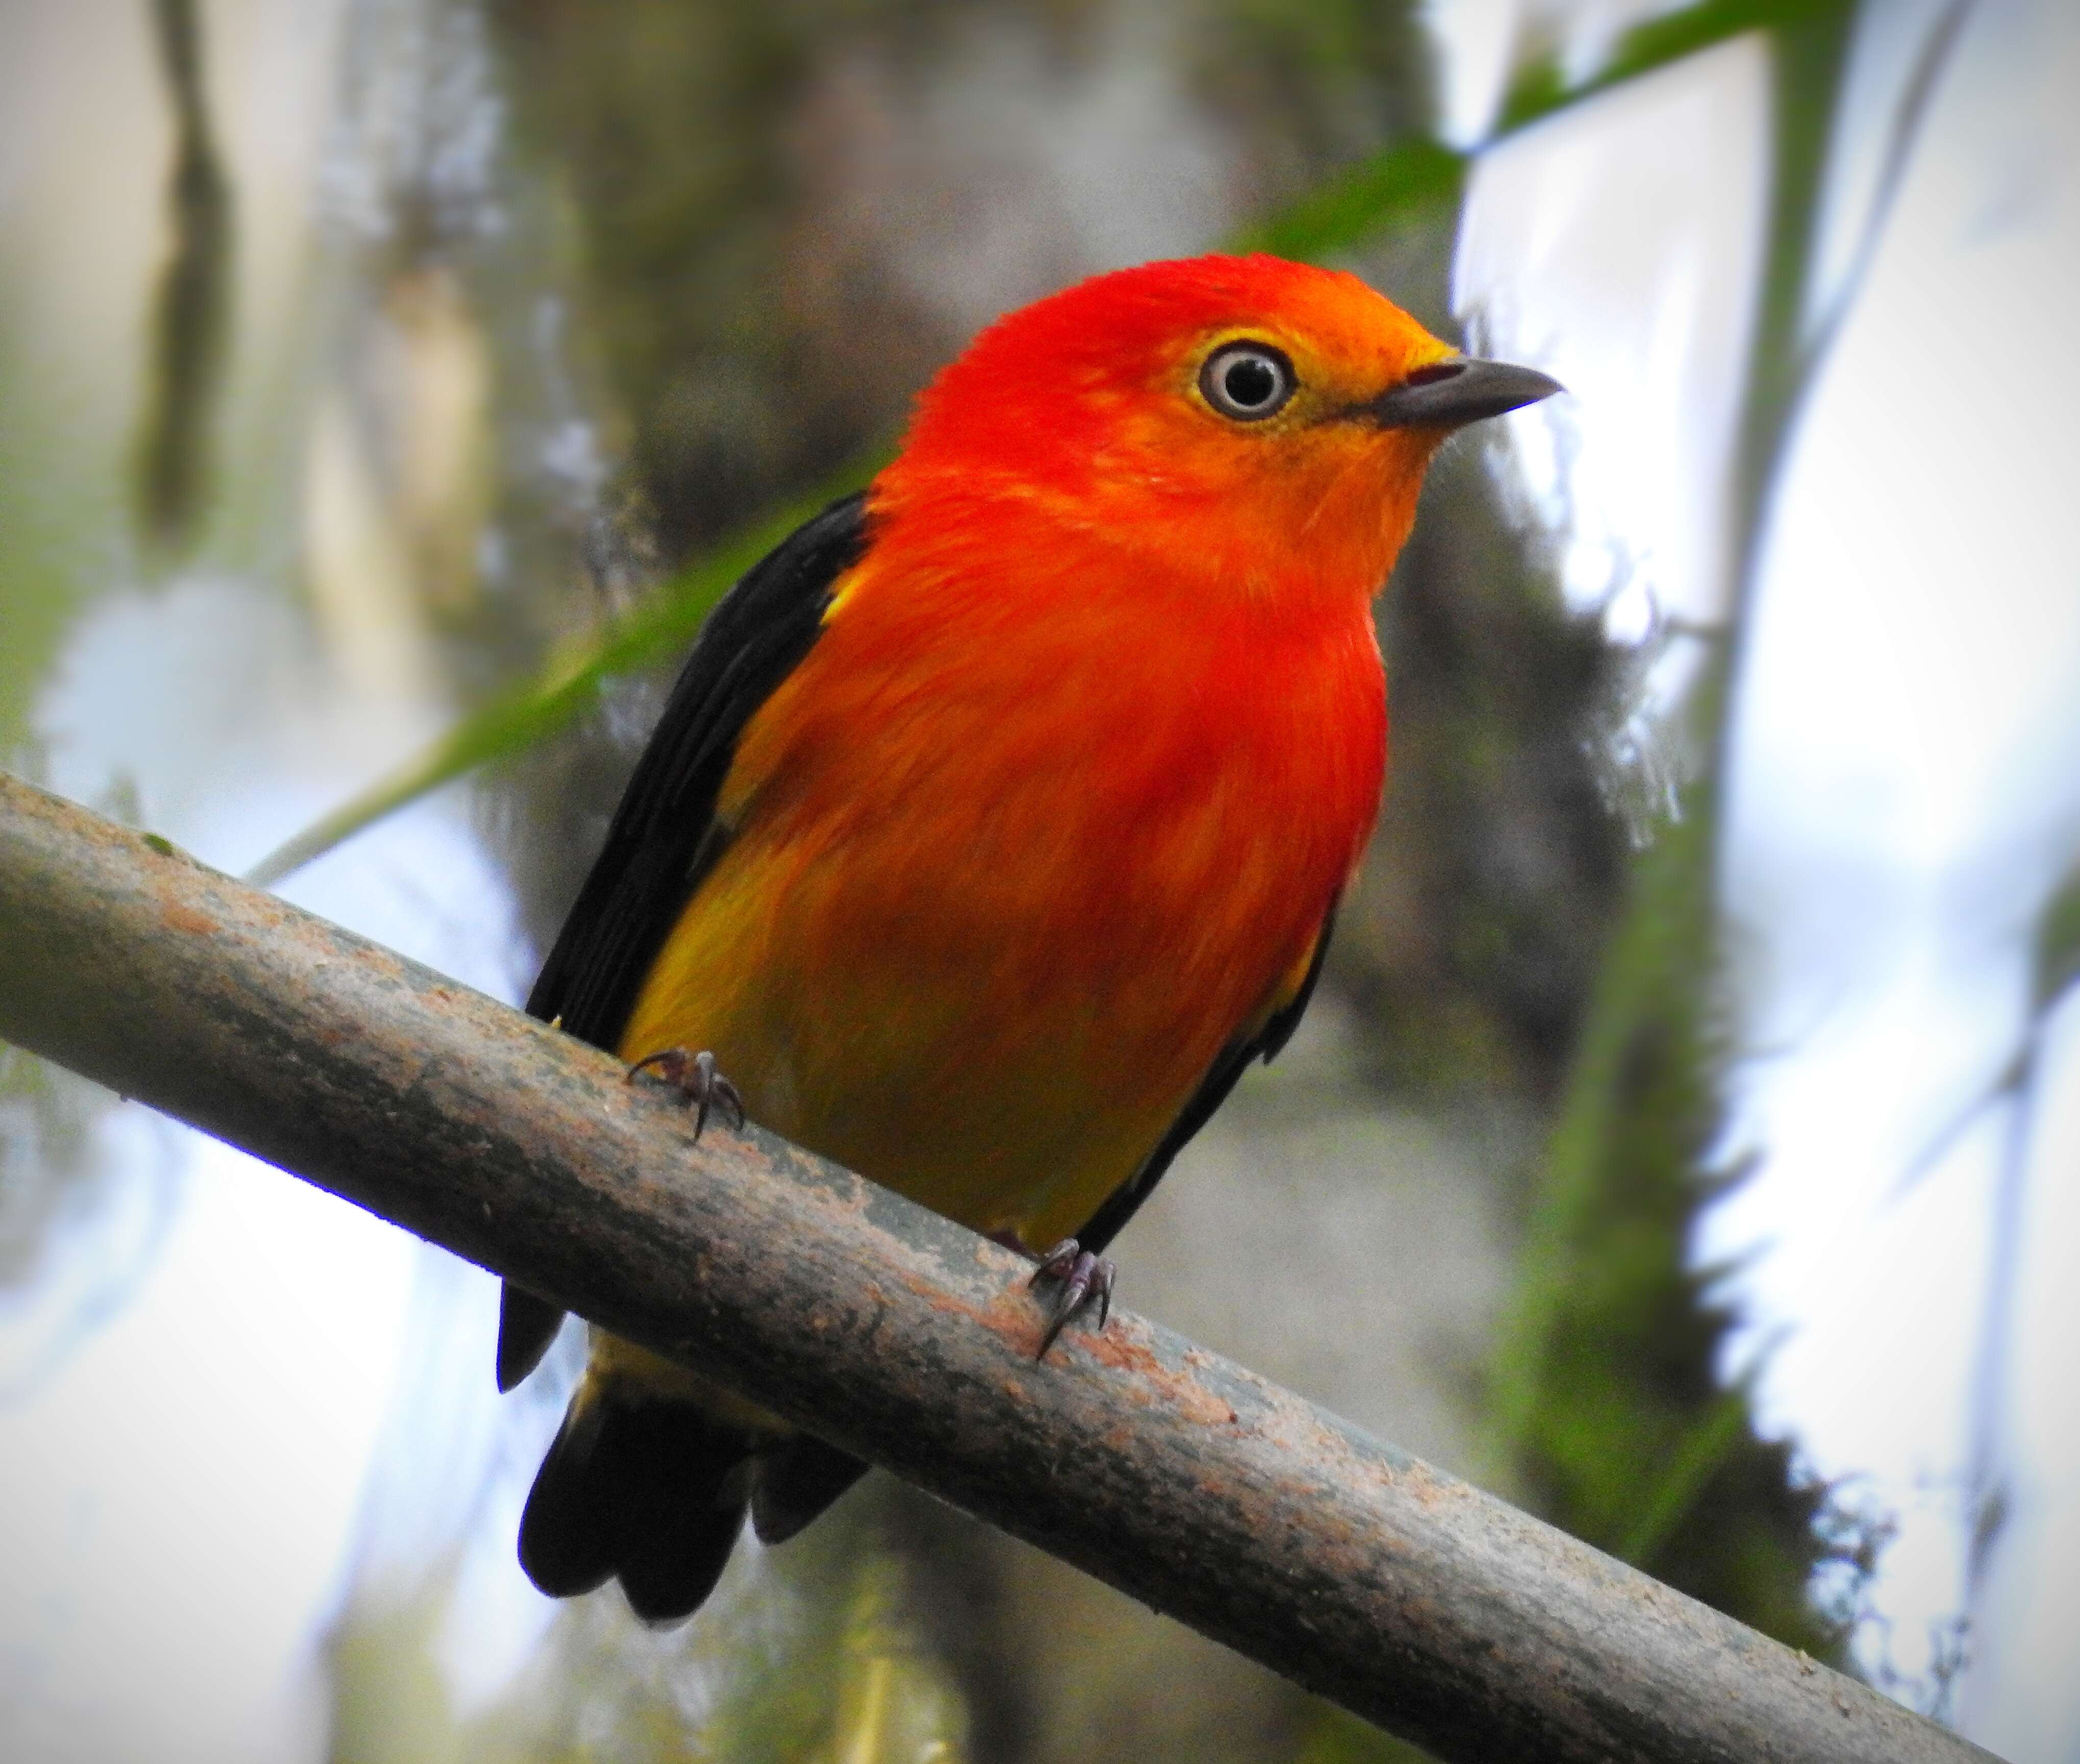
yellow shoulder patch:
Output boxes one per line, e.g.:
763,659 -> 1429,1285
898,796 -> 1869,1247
820,552 -> 877,622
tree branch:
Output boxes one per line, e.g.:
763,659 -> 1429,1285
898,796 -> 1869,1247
0,773 -> 1995,1764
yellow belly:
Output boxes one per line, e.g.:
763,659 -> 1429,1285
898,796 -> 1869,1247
617,823 -> 1192,1253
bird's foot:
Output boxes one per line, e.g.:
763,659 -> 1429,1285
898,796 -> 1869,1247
1026,1237 -> 1116,1360
627,1047 -> 745,1140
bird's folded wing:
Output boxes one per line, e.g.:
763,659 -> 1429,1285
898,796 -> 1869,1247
497,492 -> 872,1390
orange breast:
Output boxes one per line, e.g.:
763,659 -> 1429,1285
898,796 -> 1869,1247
619,492 -> 1386,1246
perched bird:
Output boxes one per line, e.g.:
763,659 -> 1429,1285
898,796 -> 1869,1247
499,252 -> 1559,1623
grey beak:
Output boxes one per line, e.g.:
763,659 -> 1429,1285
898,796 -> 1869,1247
1365,358 -> 1564,429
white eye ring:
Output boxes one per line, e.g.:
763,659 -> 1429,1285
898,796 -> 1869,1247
1200,342 -> 1296,422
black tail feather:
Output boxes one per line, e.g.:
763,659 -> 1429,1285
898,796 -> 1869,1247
517,1392 -> 616,1598
497,1283 -> 566,1392
606,1401 -> 753,1624
518,1387 -> 753,1624
751,1435 -> 870,1546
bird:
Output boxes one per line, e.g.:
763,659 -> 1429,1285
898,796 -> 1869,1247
496,251 -> 1560,1624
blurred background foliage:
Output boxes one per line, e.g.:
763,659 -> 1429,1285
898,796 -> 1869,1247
0,0 -> 2046,1759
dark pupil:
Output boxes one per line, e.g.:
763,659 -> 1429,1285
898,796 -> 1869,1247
1223,355 -> 1278,408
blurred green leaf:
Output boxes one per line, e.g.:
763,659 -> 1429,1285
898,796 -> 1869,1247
1908,854 -> 2080,1191
2030,860 -> 2080,1015
133,0 -> 235,557
1617,1380 -> 1759,1565
326,1572 -> 460,1764
1248,0 -> 1849,265
807,1553 -> 967,1764
1233,138 -> 1464,261
1292,1705 -> 1433,1764
246,470 -> 873,887
1497,0 -> 1849,136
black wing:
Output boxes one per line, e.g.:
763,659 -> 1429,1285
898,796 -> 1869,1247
499,491 -> 870,1391
1073,904 -> 1337,1257
527,492 -> 870,1048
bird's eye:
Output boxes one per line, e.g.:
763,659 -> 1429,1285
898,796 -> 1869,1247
1200,342 -> 1296,422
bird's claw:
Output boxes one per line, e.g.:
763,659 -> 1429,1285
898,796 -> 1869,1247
1028,1237 -> 1116,1360
627,1046 -> 745,1140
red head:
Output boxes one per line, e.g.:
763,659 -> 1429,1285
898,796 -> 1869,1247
875,253 -> 1559,605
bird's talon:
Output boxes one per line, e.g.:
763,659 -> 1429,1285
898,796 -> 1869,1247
627,1047 -> 745,1140
1026,1237 -> 1117,1359
1029,1238 -> 1081,1287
